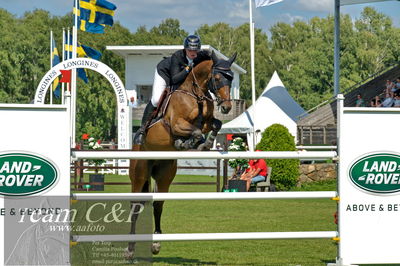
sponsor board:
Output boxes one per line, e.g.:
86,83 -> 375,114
349,152 -> 400,194
0,152 -> 59,196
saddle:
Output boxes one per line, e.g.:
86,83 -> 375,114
145,87 -> 173,131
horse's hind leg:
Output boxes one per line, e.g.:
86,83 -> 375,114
151,160 -> 177,255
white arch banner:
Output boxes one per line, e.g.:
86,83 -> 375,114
34,58 -> 132,157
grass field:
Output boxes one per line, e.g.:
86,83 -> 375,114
71,174 -> 338,265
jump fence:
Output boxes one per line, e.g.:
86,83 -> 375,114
71,150 -> 338,244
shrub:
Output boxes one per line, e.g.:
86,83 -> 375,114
256,124 -> 299,191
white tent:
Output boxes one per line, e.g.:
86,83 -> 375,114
219,71 -> 307,150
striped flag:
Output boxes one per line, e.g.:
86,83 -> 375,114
255,0 -> 284,8
51,38 -> 61,98
73,0 -> 117,34
64,32 -> 102,83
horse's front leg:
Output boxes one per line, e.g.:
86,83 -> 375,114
125,159 -> 150,261
172,118 -> 203,150
151,160 -> 177,255
197,118 -> 222,151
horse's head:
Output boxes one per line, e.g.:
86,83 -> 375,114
208,51 -> 237,114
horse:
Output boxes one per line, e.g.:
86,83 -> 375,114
125,51 -> 237,259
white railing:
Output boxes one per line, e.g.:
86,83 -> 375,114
72,231 -> 338,243
296,145 -> 337,150
72,191 -> 337,201
72,150 -> 337,160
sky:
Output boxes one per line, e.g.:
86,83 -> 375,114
0,0 -> 399,35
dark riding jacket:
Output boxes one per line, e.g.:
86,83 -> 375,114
157,49 -> 211,88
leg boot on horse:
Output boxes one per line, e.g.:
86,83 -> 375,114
134,102 -> 156,145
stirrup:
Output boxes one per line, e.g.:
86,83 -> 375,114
133,127 -> 146,145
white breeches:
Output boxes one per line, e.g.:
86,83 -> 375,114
151,69 -> 167,107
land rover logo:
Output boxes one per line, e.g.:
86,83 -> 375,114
0,152 -> 58,196
349,153 -> 400,194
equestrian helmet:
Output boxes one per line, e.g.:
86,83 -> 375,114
183,35 -> 201,51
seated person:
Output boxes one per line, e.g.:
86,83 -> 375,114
396,77 -> 400,91
375,96 -> 382,107
355,94 -> 366,107
393,93 -> 400,107
385,79 -> 395,93
240,152 -> 268,191
369,98 -> 376,107
382,92 -> 394,107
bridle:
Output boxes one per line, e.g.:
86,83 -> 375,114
208,66 -> 233,105
190,66 -> 233,106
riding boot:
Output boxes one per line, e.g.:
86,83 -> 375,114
133,102 -> 156,145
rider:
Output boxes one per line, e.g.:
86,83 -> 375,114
134,34 -> 211,144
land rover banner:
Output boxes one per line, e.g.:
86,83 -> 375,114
0,105 -> 70,265
339,106 -> 400,265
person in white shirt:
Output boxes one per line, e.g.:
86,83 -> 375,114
128,96 -> 138,108
382,92 -> 394,107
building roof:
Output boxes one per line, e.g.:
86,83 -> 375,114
106,45 -> 247,74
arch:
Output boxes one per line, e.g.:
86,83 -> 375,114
34,58 -> 127,105
34,58 -> 132,158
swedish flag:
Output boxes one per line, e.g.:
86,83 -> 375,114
73,0 -> 117,34
51,38 -> 61,98
64,32 -> 102,83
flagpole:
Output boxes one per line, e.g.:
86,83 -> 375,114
61,28 -> 65,105
71,0 -> 79,148
334,0 -> 340,96
64,28 -> 72,147
249,0 -> 256,151
50,31 -> 53,104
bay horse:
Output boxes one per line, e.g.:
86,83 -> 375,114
125,51 -> 237,259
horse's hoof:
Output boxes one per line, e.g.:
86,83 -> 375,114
151,242 -> 161,255
174,139 -> 184,150
123,247 -> 135,260
197,143 -> 208,151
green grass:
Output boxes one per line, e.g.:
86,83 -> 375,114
71,176 -> 338,265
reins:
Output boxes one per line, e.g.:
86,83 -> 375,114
185,65 -> 232,105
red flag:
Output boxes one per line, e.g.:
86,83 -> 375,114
60,70 -> 72,83
227,134 -> 233,141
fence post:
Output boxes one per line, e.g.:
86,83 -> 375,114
216,159 -> 221,192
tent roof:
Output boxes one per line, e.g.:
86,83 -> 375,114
219,71 -> 307,134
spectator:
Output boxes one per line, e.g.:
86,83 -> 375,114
109,138 -> 117,150
355,94 -> 366,107
375,96 -> 382,107
382,92 -> 394,107
395,77 -> 400,91
128,96 -> 138,108
369,98 -> 376,107
239,151 -> 268,191
385,79 -> 395,93
393,93 -> 400,107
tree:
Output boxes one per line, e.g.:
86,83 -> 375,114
1,7 -> 398,142
256,124 -> 299,191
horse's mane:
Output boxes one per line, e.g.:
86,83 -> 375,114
180,60 -> 213,91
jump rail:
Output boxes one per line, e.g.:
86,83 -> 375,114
72,191 -> 337,201
72,231 -> 338,243
296,145 -> 337,150
72,150 -> 337,160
